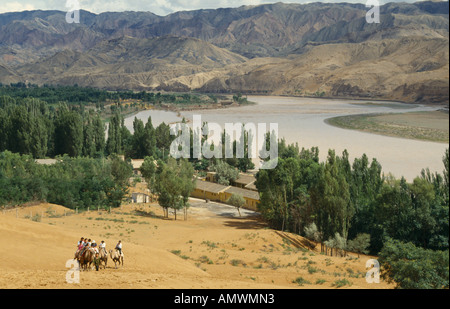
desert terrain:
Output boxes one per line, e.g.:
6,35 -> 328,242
0,186 -> 393,289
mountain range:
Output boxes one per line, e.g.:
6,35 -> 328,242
0,1 -> 448,104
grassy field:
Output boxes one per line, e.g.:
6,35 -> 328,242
325,110 -> 449,143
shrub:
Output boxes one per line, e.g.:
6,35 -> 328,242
293,277 -> 311,286
332,279 -> 352,288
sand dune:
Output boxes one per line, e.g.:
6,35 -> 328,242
0,200 -> 393,289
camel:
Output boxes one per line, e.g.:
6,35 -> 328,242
78,248 -> 95,271
99,247 -> 108,269
109,249 -> 124,269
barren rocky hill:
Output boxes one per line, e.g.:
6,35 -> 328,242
0,1 -> 448,104
196,36 -> 449,104
15,36 -> 248,90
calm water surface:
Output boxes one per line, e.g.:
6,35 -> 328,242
125,96 -> 448,181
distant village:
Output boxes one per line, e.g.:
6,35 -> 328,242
128,159 -> 259,211
36,158 -> 260,212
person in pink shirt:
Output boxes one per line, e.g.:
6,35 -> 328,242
75,237 -> 85,259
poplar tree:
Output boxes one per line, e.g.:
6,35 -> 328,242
106,112 -> 122,155
54,109 -> 83,157
143,116 -> 156,158
92,114 -> 106,155
311,150 -> 352,243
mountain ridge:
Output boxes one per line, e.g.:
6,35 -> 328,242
0,1 -> 448,104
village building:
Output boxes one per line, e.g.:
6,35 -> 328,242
191,177 -> 260,211
205,171 -> 257,191
232,173 -> 257,192
131,192 -> 152,203
35,159 -> 59,165
131,159 -> 145,176
191,180 -> 229,202
222,186 -> 260,211
205,171 -> 216,183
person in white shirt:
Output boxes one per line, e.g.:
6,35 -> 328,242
115,240 -> 123,256
100,240 -> 106,254
91,240 -> 99,253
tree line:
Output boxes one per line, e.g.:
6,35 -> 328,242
0,151 -> 132,210
0,94 -> 174,160
255,139 -> 449,288
0,83 -> 220,108
0,91 -> 255,169
0,93 -> 255,215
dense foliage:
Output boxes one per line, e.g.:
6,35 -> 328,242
378,238 -> 449,289
0,83 -> 220,108
0,151 -> 132,210
140,156 -> 195,220
256,139 -> 449,288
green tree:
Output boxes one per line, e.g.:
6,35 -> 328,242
379,238 -> 449,289
347,233 -> 371,257
92,114 -> 106,155
304,222 -> 322,243
143,116 -> 156,158
131,117 -> 146,158
210,160 -> 239,186
0,108 -> 9,152
30,115 -> 48,158
155,122 -> 173,159
348,154 -> 383,242
140,156 -> 157,191
311,150 -> 352,244
106,112 -> 123,155
108,155 -> 133,208
54,109 -> 83,157
178,159 -> 195,220
82,115 -> 96,157
153,158 -> 195,220
324,232 -> 347,257
227,193 -> 246,216
7,105 -> 33,155
256,144 -> 322,233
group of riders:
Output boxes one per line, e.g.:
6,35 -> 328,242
75,237 -> 123,271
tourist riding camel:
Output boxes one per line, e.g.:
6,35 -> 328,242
115,240 -> 123,256
75,237 -> 85,259
91,240 -> 99,253
100,240 -> 107,255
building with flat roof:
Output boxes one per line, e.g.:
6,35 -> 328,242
191,180 -> 229,202
191,179 -> 260,211
223,186 -> 260,211
35,159 -> 59,165
131,192 -> 151,203
131,159 -> 145,175
232,173 -> 257,191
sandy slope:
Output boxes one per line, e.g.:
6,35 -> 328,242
0,200 -> 393,289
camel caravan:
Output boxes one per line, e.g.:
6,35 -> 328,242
74,238 -> 124,271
